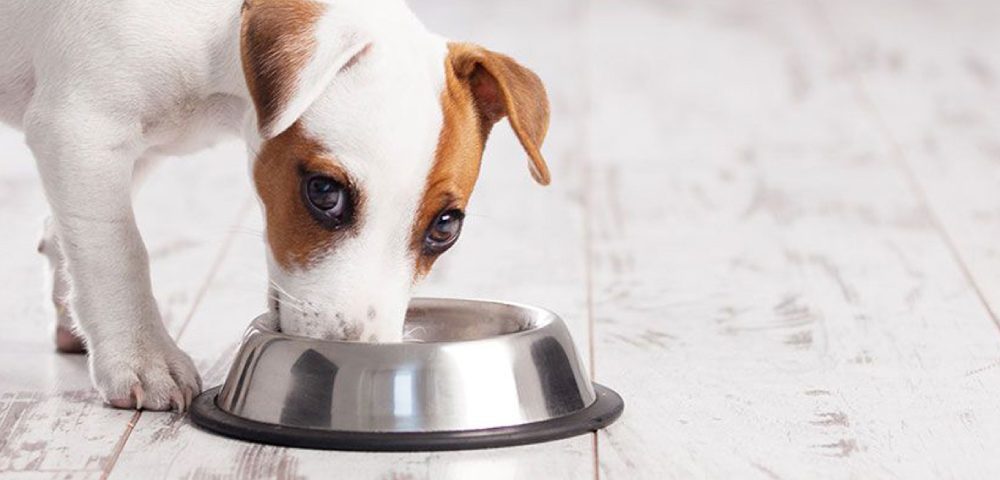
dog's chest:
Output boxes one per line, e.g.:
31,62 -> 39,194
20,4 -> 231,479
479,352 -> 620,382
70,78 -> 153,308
143,92 -> 249,157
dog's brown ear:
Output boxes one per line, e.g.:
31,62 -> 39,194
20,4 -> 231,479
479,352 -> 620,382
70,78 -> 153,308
241,0 -> 371,139
449,43 -> 551,185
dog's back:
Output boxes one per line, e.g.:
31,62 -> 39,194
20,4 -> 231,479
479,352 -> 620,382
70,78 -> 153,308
0,0 -> 245,146
0,1 -> 38,127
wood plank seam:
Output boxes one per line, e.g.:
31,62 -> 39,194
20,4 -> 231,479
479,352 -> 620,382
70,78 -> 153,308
99,411 -> 141,480
98,197 -> 255,479
172,200 -> 256,342
810,0 -> 1000,333
577,1 -> 600,477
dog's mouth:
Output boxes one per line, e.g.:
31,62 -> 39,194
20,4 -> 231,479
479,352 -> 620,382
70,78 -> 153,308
265,286 -> 283,332
265,286 -> 368,341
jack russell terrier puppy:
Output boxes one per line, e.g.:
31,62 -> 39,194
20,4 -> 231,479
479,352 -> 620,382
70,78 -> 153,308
0,0 -> 550,411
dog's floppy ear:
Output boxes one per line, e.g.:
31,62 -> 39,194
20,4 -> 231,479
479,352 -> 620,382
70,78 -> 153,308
241,0 -> 371,139
449,43 -> 551,185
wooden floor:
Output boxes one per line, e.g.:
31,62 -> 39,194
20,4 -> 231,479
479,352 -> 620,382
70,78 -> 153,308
3,0 -> 1000,478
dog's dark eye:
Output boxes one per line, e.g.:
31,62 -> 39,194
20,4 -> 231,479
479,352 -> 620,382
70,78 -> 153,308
302,174 -> 353,229
424,209 -> 464,254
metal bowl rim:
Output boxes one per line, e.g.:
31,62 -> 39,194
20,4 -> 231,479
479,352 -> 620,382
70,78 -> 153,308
249,296 -> 563,347
191,383 -> 624,451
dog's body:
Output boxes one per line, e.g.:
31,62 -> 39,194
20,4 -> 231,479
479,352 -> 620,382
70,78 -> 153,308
0,0 -> 549,411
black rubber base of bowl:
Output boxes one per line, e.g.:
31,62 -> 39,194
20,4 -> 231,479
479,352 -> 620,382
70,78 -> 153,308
189,384 -> 624,452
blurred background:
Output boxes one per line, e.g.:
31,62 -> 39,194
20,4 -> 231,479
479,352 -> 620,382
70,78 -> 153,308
1,0 -> 999,478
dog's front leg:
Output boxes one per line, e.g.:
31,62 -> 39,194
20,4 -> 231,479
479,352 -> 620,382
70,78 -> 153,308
25,109 -> 201,411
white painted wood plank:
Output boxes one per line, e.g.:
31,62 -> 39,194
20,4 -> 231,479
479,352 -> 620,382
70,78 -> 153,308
815,0 -> 1000,331
0,125 -> 254,479
110,1 -> 597,478
585,0 -> 1000,478
16,0 -> 998,477
0,129 -> 122,480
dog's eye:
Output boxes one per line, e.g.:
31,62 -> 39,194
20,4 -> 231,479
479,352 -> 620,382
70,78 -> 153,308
302,174 -> 353,229
424,209 -> 464,254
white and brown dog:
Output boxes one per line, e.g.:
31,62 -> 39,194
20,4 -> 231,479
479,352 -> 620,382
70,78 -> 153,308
0,0 -> 549,411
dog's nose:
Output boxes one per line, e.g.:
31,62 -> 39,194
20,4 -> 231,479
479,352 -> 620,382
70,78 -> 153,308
275,294 -> 406,343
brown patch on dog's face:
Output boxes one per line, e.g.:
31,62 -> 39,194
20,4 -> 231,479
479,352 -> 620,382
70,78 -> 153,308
241,0 -> 324,135
410,54 -> 484,277
410,43 -> 553,277
254,124 -> 360,270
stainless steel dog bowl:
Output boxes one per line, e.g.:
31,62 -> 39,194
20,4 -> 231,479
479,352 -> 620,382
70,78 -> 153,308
190,298 -> 623,451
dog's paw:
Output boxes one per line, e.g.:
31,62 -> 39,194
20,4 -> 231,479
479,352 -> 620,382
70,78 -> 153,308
90,339 -> 202,412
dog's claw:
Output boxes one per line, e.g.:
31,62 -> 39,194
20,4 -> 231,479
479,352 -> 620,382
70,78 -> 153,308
170,390 -> 185,413
107,383 -> 145,410
133,383 -> 146,410
183,387 -> 193,410
92,342 -> 202,412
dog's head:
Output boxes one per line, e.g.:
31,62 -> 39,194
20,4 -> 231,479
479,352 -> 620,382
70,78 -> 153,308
240,0 -> 550,341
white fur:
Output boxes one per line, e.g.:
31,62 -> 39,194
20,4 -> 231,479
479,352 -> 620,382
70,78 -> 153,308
270,3 -> 448,342
0,0 -> 449,409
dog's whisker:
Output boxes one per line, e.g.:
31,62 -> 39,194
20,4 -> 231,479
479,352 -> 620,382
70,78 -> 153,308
403,325 -> 428,340
268,283 -> 302,304
267,294 -> 308,314
219,274 -> 309,312
267,287 -> 305,308
268,279 -> 308,305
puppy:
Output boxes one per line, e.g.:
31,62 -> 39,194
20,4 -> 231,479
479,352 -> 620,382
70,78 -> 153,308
0,0 -> 550,411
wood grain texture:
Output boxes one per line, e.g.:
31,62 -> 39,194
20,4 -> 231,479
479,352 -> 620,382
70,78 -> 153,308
0,130 -> 115,480
815,0 -> 1000,332
3,0 -> 1000,478
0,127 -> 253,478
587,0 -> 1000,478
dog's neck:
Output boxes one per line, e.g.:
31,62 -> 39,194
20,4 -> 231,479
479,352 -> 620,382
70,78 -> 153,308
201,1 -> 256,135
215,2 -> 251,96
